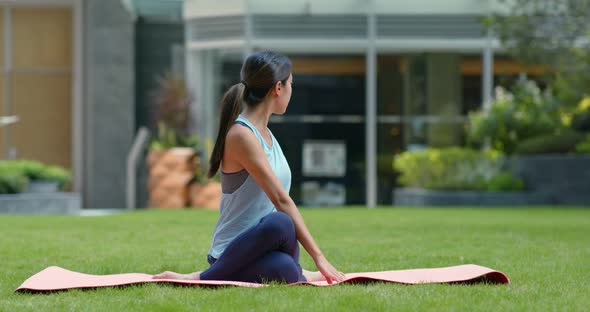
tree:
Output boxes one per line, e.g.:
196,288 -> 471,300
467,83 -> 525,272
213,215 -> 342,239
487,0 -> 590,106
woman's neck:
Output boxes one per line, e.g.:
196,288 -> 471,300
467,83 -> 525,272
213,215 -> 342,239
242,102 -> 272,130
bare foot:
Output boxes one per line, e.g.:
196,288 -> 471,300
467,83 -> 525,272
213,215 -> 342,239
152,271 -> 201,280
302,269 -> 327,282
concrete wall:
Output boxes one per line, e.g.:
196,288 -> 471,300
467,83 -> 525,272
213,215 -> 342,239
509,155 -> 590,206
0,193 -> 81,215
83,0 -> 135,208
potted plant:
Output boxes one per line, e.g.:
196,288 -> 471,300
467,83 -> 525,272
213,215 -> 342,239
147,72 -> 220,209
189,172 -> 221,210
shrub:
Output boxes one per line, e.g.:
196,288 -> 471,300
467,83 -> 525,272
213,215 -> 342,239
0,167 -> 28,194
467,80 -> 563,154
515,131 -> 586,155
576,134 -> 590,154
10,160 -> 46,180
571,112 -> 590,132
569,96 -> 590,132
39,166 -> 71,190
149,122 -> 199,151
486,172 -> 525,192
0,160 -> 71,192
393,147 -> 524,191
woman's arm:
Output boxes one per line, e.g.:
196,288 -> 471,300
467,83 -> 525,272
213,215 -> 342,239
225,125 -> 345,284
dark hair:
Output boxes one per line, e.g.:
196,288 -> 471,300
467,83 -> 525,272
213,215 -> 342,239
208,51 -> 292,178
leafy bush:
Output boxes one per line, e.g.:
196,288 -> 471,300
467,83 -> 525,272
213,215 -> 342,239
486,172 -> 525,192
149,122 -> 199,151
468,80 -> 563,154
576,134 -> 590,154
0,160 -> 71,192
9,160 -> 46,180
571,112 -> 590,132
39,166 -> 71,190
0,167 -> 28,194
393,147 -> 524,191
569,96 -> 590,132
515,131 -> 586,155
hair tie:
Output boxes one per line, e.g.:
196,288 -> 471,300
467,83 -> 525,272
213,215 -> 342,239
240,80 -> 248,88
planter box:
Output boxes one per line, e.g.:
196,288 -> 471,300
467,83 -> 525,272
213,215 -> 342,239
147,148 -> 198,208
393,188 -> 551,206
189,182 -> 221,210
25,180 -> 59,193
0,192 -> 81,214
509,155 -> 590,205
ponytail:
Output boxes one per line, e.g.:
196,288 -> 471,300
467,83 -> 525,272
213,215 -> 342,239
208,83 -> 245,178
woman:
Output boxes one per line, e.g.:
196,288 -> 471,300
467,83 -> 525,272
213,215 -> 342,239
154,51 -> 345,284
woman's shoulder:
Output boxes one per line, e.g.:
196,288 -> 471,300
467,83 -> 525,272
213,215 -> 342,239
226,122 -> 253,141
226,123 -> 256,147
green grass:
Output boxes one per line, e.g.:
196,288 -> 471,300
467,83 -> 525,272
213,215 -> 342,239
1,207 -> 589,311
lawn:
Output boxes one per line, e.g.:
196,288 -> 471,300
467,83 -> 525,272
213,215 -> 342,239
1,207 -> 589,311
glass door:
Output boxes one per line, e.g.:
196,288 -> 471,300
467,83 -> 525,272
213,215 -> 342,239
269,55 -> 366,206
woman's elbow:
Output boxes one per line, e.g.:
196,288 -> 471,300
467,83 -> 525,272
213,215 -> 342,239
273,193 -> 293,211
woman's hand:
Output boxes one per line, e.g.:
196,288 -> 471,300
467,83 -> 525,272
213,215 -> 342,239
314,254 -> 345,284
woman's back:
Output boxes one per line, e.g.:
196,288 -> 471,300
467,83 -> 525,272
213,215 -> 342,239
208,114 -> 291,259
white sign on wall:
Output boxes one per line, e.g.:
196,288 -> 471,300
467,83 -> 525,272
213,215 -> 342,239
302,181 -> 346,206
302,140 -> 346,177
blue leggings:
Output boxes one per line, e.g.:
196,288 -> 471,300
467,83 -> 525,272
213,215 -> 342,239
200,211 -> 306,284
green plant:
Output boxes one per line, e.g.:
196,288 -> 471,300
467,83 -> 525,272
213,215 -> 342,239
571,112 -> 590,132
149,72 -> 198,151
515,131 -> 586,155
485,0 -> 590,106
39,166 -> 71,190
468,79 -> 563,154
576,134 -> 590,154
149,122 -> 199,151
0,167 -> 28,194
393,147 -> 523,191
9,160 -> 46,180
0,160 -> 71,192
568,96 -> 590,132
486,171 -> 525,192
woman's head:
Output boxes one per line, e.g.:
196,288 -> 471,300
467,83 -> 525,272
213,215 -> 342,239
241,51 -> 292,112
208,51 -> 292,178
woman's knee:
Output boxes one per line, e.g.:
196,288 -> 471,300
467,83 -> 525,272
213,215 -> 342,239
261,211 -> 295,237
264,252 -> 301,283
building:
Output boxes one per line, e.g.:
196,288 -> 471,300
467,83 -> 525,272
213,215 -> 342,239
0,0 -> 184,209
183,0 -> 547,207
0,0 -> 545,209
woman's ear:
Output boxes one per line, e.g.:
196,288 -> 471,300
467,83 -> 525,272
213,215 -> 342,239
273,81 -> 282,96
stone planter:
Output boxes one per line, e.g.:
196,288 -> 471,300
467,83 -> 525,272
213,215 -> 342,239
509,155 -> 590,205
0,192 -> 81,214
25,180 -> 59,193
393,188 -> 551,206
147,148 -> 198,208
189,182 -> 221,210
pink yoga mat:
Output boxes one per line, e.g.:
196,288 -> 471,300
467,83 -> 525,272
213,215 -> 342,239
15,264 -> 509,292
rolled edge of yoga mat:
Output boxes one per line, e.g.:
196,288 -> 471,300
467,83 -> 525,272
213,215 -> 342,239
290,264 -> 510,286
15,264 -> 509,293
